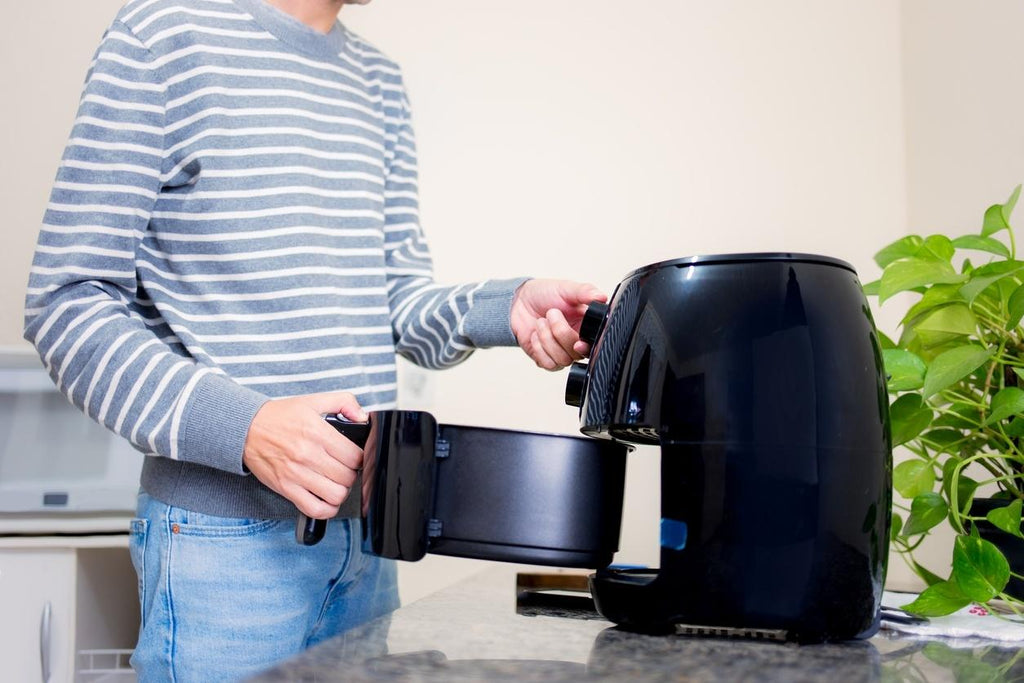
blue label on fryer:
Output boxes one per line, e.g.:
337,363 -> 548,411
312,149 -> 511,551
660,518 -> 688,551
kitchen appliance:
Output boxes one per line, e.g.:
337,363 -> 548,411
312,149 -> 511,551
298,252 -> 890,643
565,253 -> 892,642
298,410 -> 629,568
0,348 -> 142,517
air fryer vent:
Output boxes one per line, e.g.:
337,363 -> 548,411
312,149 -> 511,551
583,277 -> 642,427
674,624 -> 789,642
610,426 -> 660,444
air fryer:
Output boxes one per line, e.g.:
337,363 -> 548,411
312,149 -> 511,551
564,253 -> 892,643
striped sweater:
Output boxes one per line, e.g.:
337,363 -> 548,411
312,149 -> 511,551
24,0 -> 524,519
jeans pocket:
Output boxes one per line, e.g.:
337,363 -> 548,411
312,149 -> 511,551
128,518 -> 148,628
173,508 -> 284,538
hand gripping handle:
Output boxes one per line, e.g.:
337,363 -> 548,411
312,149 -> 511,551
295,415 -> 372,546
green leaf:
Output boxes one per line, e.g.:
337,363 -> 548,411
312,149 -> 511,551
911,304 -> 977,348
1006,417 -> 1024,437
882,349 -> 927,392
920,428 -> 964,454
875,235 -> 924,268
900,284 -> 964,328
958,260 -> 1024,303
902,492 -> 949,536
1006,184 -> 1022,220
893,460 -> 935,499
910,558 -> 947,587
1008,284 -> 1024,328
901,581 -> 971,616
890,512 -> 903,541
896,321 -> 918,351
985,184 -> 1023,236
952,535 -> 1010,602
878,259 -> 968,304
981,185 -> 1021,237
889,393 -> 933,446
984,386 -> 1024,426
941,458 -> 978,515
876,330 -> 896,350
986,499 -> 1024,539
982,204 -> 1007,237
951,234 -> 1012,258
998,276 -> 1021,306
861,279 -> 879,297
915,235 -> 957,263
922,345 -> 994,398
933,404 -> 980,430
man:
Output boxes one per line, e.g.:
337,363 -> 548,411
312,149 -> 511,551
24,0 -> 604,679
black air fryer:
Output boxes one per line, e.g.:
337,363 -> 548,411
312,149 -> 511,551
564,253 -> 892,643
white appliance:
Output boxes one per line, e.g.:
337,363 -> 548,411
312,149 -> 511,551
0,348 -> 142,517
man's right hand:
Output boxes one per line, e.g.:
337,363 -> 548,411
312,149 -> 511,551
242,392 -> 367,519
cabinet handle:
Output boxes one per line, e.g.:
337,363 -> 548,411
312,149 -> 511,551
39,600 -> 51,683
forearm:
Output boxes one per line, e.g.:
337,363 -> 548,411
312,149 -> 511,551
389,276 -> 526,369
25,278 -> 266,471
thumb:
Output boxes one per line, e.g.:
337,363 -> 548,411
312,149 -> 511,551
305,392 -> 368,422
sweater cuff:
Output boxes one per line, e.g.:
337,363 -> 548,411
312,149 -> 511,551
462,277 -> 530,348
178,372 -> 268,475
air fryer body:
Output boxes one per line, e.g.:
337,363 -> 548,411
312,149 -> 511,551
573,254 -> 891,642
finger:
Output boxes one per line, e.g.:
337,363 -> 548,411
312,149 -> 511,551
559,281 -> 608,307
284,480 -> 343,519
529,330 -> 558,370
274,439 -> 358,491
536,318 -> 574,368
312,453 -> 360,489
322,433 -> 364,471
306,391 -> 368,421
296,459 -> 358,506
334,394 -> 368,423
546,309 -> 585,361
306,476 -> 352,509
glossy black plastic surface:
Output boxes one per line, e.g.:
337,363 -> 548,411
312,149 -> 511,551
361,410 -> 439,561
353,410 -> 630,568
573,253 -> 891,642
427,425 -> 628,567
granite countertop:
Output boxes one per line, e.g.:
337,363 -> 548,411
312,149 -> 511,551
249,565 -> 1024,682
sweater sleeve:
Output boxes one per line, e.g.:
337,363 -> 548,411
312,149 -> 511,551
381,77 -> 528,369
23,20 -> 267,474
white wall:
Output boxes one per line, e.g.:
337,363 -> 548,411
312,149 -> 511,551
0,2 -> 130,344
341,0 -> 908,600
1,1 -> 909,603
902,0 -> 1024,233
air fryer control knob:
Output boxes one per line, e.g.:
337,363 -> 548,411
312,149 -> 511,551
579,302 -> 609,346
565,361 -> 589,407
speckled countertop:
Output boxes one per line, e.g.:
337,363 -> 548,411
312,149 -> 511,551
249,565 -> 1024,682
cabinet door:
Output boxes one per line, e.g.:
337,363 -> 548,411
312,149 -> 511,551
0,549 -> 75,683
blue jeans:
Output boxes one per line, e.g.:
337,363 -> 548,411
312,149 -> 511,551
128,492 -> 399,682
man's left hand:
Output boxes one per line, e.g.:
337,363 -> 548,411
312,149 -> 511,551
510,279 -> 607,370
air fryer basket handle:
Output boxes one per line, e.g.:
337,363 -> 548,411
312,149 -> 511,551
295,415 -> 372,546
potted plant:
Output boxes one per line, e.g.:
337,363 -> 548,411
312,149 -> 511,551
867,184 -> 1024,617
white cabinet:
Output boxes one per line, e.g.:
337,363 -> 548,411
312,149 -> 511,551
0,535 -> 139,683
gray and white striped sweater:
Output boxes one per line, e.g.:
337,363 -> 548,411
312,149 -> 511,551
24,0 -> 524,519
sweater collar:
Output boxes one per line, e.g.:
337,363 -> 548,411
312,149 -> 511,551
232,0 -> 348,61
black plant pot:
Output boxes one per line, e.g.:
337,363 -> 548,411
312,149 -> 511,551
970,497 -> 1024,601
